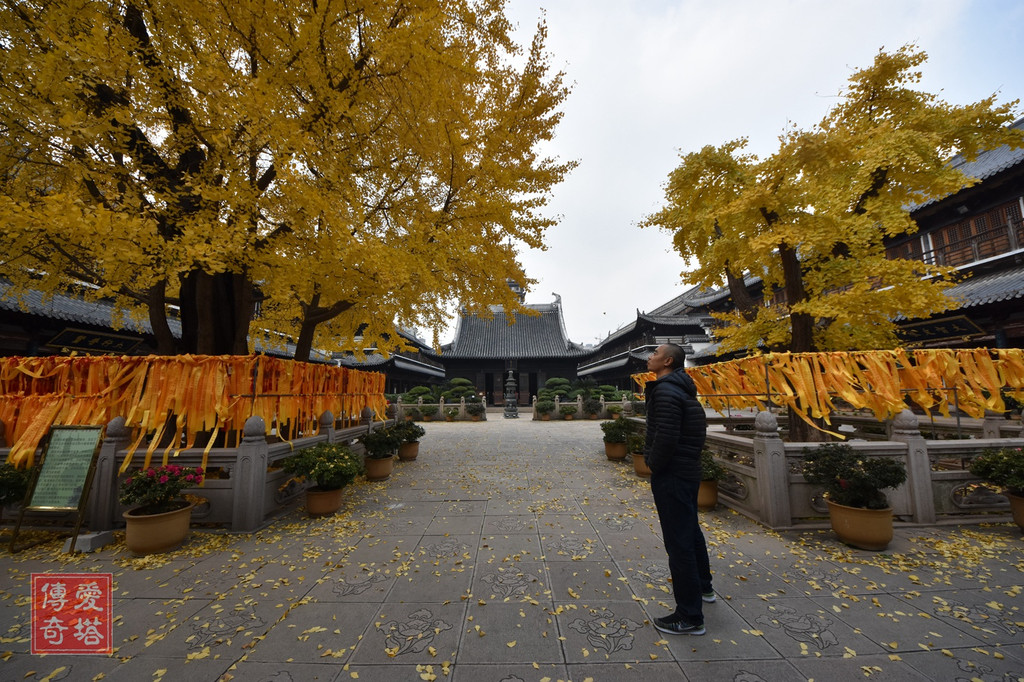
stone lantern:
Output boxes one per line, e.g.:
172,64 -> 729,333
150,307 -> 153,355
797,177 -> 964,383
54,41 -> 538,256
503,369 -> 519,419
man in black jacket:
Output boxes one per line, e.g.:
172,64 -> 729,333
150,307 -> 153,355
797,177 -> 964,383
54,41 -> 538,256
644,343 -> 712,635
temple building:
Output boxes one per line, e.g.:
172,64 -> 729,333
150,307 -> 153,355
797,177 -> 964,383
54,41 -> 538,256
434,292 -> 592,405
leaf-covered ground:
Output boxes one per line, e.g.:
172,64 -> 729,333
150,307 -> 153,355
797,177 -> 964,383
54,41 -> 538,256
2,418 -> 1022,681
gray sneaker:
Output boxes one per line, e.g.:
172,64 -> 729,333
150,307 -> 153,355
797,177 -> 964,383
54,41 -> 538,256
702,591 -> 716,603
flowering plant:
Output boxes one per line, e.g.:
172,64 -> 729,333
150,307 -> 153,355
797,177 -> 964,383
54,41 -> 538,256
120,464 -> 204,514
282,443 -> 363,490
801,443 -> 906,509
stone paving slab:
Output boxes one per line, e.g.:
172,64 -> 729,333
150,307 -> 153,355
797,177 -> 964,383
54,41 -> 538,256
2,417 -> 1023,682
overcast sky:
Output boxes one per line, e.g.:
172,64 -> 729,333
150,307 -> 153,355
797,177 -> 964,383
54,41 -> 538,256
438,0 -> 1024,347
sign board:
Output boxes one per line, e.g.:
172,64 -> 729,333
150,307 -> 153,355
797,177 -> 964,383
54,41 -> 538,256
897,315 -> 984,345
11,426 -> 104,553
48,328 -> 141,354
26,426 -> 104,511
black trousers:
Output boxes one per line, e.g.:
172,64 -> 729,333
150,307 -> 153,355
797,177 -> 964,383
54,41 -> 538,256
650,473 -> 712,625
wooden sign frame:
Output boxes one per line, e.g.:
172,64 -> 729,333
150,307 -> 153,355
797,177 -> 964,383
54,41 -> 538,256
10,425 -> 104,553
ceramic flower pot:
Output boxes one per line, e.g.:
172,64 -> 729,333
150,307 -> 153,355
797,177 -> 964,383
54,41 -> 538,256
698,480 -> 719,511
826,499 -> 893,550
305,487 -> 344,517
604,442 -> 628,461
365,456 -> 394,481
1008,492 -> 1024,532
631,453 -> 651,478
123,501 -> 194,555
398,442 -> 419,461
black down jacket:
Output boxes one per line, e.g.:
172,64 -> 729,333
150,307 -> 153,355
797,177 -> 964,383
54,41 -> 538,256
643,368 -> 707,479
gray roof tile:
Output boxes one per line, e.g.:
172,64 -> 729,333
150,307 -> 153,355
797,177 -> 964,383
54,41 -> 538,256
442,303 -> 589,359
947,265 -> 1024,307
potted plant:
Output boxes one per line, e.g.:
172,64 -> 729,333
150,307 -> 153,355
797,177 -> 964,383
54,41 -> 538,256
419,404 -> 438,422
535,400 -> 555,421
465,402 -> 486,421
628,432 -> 650,477
606,404 -> 623,418
360,425 -> 402,480
119,464 -> 205,555
699,449 -> 726,511
801,443 -> 907,550
969,447 -> 1024,531
0,462 -> 31,522
393,422 -> 427,461
282,443 -> 363,516
600,418 -> 629,460
559,404 -> 578,420
583,398 -> 603,419
444,407 -> 460,422
404,406 -> 422,422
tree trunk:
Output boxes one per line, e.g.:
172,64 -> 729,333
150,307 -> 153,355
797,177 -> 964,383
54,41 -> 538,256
779,242 -> 815,354
786,406 -> 828,442
178,270 -> 256,355
147,280 -> 179,354
725,265 -> 758,322
293,295 -> 354,363
294,319 -> 317,363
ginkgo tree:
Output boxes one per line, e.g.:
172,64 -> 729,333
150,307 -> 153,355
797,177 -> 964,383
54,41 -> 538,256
643,45 -> 1022,356
0,0 -> 574,360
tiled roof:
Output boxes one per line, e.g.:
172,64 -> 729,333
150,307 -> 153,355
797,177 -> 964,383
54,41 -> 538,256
441,303 -> 589,359
0,281 -> 171,335
0,281 -> 332,360
912,116 -> 1024,212
947,265 -> 1024,308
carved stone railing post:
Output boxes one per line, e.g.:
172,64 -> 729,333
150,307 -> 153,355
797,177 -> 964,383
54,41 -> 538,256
890,409 -> 935,524
233,415 -> 269,532
981,410 -> 1005,439
320,411 -> 336,444
752,411 -> 791,528
87,417 -> 129,531
360,406 -> 374,426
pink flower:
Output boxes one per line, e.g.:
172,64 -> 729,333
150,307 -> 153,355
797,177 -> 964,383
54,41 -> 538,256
185,474 -> 194,482
146,470 -> 156,478
158,475 -> 169,484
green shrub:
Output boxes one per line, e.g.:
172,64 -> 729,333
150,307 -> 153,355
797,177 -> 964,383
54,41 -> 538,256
0,462 -> 31,506
969,447 -> 1024,496
535,400 -> 555,415
465,402 -> 486,417
700,449 -> 725,481
559,404 -> 578,417
392,421 -> 426,444
420,404 -> 439,417
361,426 -> 402,459
627,432 -> 645,454
583,398 -> 602,415
283,443 -> 363,490
600,418 -> 629,444
801,443 -> 907,509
